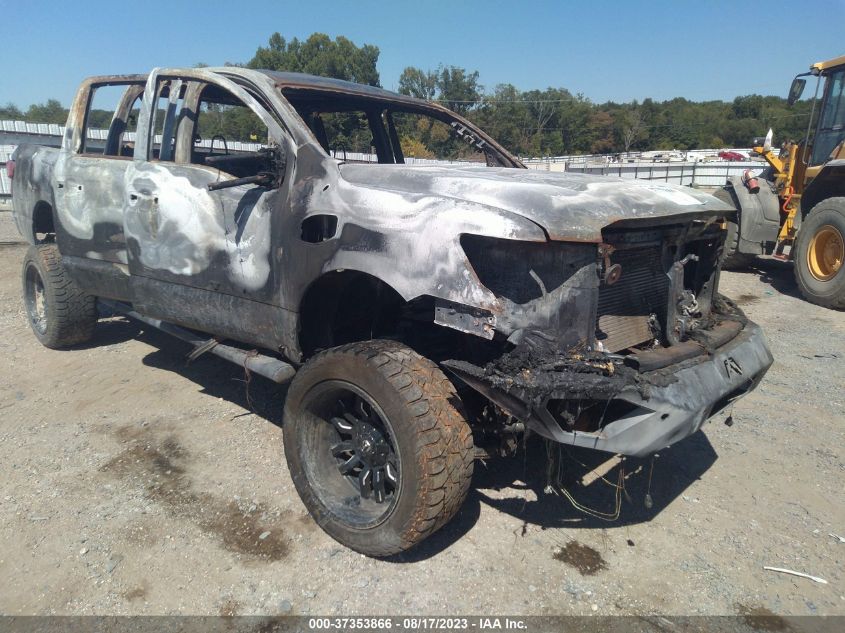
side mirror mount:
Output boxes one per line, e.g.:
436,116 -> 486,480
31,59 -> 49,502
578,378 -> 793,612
787,77 -> 806,106
259,144 -> 287,188
271,144 -> 287,181
207,145 -> 287,192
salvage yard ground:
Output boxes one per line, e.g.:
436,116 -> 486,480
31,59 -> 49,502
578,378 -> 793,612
0,241 -> 843,616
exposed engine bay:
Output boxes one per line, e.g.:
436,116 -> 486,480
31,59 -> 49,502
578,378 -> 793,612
438,219 -> 771,458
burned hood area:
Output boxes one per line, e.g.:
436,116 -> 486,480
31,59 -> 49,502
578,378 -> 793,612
339,163 -> 735,242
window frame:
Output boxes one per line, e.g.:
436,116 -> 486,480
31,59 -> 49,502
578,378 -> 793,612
135,69 -> 289,173
811,68 -> 845,166
280,87 -> 519,168
77,79 -> 147,159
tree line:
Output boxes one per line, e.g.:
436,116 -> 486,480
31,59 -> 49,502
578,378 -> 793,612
1,32 -> 814,157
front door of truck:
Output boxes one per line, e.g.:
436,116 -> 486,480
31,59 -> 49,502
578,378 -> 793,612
124,70 -> 291,345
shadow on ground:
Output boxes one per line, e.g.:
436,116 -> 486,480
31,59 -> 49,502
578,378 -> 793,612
392,432 -> 717,562
85,315 -> 719,561
734,256 -> 800,300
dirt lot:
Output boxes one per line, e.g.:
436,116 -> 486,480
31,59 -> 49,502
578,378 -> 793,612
0,241 -> 843,617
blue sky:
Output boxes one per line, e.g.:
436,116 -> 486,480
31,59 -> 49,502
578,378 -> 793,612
2,0 -> 843,108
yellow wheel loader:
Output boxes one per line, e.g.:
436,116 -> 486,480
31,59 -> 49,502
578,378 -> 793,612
717,54 -> 845,309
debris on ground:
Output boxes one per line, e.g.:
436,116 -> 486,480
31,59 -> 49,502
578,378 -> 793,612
763,567 -> 828,584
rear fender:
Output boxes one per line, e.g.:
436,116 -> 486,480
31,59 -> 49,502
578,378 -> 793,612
10,145 -> 59,244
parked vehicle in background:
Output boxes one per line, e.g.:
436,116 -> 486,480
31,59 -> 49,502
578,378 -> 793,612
9,67 -> 772,556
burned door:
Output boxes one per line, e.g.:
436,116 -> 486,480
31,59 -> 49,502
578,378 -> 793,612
55,80 -> 145,264
124,71 -> 290,348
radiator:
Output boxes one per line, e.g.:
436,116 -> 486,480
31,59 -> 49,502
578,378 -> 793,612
596,247 -> 668,352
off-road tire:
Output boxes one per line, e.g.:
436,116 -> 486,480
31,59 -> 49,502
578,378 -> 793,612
283,340 -> 474,557
21,244 -> 97,348
714,187 -> 755,270
793,197 -> 845,309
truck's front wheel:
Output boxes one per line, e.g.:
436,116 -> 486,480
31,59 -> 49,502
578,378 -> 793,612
22,245 -> 97,348
793,197 -> 845,309
283,340 -> 474,557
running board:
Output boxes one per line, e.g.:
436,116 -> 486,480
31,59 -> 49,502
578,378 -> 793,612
99,300 -> 296,384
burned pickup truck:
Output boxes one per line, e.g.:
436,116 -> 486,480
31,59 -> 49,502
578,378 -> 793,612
10,67 -> 772,556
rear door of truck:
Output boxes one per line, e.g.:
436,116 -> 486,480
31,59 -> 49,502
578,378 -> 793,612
55,78 -> 146,267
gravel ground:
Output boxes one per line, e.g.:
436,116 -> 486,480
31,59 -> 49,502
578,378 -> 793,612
0,242 -> 843,617
0,211 -> 20,244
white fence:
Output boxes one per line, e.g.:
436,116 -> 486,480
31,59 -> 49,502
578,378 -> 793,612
528,159 -> 765,187
328,149 -> 480,167
521,148 -> 757,165
0,145 -> 14,200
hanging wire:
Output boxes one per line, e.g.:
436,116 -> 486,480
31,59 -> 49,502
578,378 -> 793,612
545,441 -> 625,522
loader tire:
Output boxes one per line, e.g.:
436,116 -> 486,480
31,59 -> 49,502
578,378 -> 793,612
283,340 -> 474,557
793,197 -> 845,309
714,187 -> 755,270
22,244 -> 97,348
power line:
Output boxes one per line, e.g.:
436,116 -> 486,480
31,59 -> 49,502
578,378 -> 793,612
491,111 -> 811,135
433,96 -> 584,104
431,95 -> 811,105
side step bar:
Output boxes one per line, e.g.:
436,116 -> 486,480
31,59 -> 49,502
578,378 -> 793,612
99,300 -> 296,384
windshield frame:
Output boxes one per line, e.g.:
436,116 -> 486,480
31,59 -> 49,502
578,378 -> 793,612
278,86 -> 524,168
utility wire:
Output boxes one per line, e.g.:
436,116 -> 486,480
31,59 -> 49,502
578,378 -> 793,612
500,111 -> 810,135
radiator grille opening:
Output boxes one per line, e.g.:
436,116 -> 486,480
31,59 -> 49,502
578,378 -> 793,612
547,398 -> 646,434
596,246 -> 668,352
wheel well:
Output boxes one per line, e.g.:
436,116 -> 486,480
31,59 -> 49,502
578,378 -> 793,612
801,164 -> 845,218
32,201 -> 55,242
298,271 -> 406,358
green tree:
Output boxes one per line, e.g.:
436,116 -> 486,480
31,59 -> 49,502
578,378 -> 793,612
25,99 -> 68,124
436,66 -> 481,115
247,32 -> 380,86
398,64 -> 482,115
475,83 -> 531,154
398,67 -> 437,100
587,110 -> 615,153
617,106 -> 647,153
0,102 -> 23,119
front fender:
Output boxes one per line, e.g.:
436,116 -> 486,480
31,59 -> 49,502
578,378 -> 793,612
315,176 -> 549,317
726,176 -> 780,254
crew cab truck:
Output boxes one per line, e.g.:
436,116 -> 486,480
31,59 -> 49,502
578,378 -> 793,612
10,67 -> 773,556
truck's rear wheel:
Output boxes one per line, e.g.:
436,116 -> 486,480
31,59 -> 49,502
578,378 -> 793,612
793,197 -> 845,309
283,340 -> 474,557
22,245 -> 97,348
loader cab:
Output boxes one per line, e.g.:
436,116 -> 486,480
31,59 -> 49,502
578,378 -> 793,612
787,57 -> 845,170
808,63 -> 845,167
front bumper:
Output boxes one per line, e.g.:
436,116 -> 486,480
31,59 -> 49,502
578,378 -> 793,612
445,321 -> 773,457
